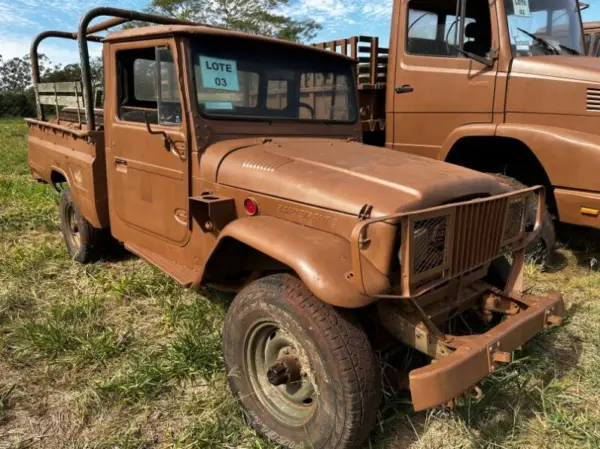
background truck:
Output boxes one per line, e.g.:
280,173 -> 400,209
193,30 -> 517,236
317,0 -> 600,260
27,7 -> 564,449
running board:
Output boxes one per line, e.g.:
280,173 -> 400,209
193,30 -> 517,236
125,243 -> 198,287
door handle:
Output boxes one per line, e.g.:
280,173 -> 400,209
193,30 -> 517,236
395,85 -> 414,94
115,158 -> 127,173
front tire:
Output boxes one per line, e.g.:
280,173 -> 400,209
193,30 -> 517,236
223,274 -> 381,449
59,188 -> 105,264
490,173 -> 556,264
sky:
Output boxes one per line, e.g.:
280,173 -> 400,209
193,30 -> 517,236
1,0 -> 599,64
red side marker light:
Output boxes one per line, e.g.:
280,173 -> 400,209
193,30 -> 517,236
244,198 -> 259,216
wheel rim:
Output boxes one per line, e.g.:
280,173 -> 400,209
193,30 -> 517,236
245,322 -> 317,427
64,203 -> 81,249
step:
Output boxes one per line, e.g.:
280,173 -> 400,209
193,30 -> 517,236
126,243 -> 198,288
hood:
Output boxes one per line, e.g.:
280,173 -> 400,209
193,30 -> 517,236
203,138 -> 505,216
511,56 -> 600,83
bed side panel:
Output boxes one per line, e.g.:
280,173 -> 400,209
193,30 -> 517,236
27,121 -> 109,228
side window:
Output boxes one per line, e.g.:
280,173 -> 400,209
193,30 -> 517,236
117,46 -> 182,126
406,0 -> 491,58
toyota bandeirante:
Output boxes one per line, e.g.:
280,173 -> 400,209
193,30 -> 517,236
27,8 -> 564,449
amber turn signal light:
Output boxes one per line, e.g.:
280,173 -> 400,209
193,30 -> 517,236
244,198 -> 259,216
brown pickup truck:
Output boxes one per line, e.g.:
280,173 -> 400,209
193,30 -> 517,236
317,0 -> 600,261
27,7 -> 564,449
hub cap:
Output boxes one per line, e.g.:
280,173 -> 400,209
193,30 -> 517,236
246,322 -> 317,426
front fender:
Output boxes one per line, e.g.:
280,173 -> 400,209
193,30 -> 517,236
496,124 -> 600,191
203,216 -> 390,308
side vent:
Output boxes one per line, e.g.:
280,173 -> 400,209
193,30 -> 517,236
241,152 -> 292,172
587,88 -> 600,112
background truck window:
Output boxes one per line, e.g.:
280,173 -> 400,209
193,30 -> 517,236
406,0 -> 491,58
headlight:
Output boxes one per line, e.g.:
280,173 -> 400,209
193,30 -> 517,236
502,195 -> 529,245
412,215 -> 449,277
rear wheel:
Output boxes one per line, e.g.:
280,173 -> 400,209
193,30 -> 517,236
223,274 -> 381,449
59,188 -> 106,263
490,173 -> 555,264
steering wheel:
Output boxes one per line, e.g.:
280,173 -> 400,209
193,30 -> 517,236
299,102 -> 316,119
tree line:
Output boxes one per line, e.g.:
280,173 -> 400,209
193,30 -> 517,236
0,55 -> 103,93
0,0 -> 319,117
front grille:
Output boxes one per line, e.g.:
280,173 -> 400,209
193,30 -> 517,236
587,88 -> 600,112
450,198 -> 507,276
405,194 -> 530,288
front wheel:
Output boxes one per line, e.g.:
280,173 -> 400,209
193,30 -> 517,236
223,274 -> 381,449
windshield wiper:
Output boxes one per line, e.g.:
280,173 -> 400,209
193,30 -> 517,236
517,27 -> 559,55
558,44 -> 580,55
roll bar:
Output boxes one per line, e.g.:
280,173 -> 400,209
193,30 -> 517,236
30,7 -> 200,129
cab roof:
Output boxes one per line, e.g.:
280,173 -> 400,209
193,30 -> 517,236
103,25 -> 355,63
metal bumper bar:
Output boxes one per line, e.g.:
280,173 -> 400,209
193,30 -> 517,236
409,290 -> 565,411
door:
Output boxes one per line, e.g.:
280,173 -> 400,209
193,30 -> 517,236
392,0 -> 499,159
107,41 -> 190,246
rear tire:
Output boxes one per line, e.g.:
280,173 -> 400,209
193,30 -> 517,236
59,188 -> 106,264
490,173 -> 555,264
223,274 -> 381,449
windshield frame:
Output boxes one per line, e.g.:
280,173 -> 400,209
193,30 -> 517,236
503,0 -> 585,57
189,36 -> 359,126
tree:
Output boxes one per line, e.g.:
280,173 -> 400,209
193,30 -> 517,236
0,56 -> 34,92
147,0 -> 321,42
42,57 -> 104,86
0,54 -> 54,92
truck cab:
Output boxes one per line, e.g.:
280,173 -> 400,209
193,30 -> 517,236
320,0 -> 600,238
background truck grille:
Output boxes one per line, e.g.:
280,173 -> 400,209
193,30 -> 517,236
587,88 -> 600,112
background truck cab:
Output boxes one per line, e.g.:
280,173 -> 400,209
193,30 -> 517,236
319,0 -> 600,241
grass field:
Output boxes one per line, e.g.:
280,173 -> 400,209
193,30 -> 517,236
1,118 -> 600,448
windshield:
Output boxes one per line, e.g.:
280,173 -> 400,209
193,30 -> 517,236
504,0 -> 584,56
192,37 -> 357,123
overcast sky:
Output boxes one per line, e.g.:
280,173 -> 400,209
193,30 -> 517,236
1,0 -> 599,64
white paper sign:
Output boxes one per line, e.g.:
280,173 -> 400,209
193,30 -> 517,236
200,56 -> 240,91
512,0 -> 531,17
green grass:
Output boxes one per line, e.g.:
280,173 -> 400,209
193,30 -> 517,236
1,118 -> 600,448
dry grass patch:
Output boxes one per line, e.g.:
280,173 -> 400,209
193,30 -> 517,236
1,119 -> 600,448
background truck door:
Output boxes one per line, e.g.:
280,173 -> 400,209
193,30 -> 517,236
106,41 -> 190,246
391,0 -> 499,159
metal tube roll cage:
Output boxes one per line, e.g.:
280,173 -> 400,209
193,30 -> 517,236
30,7 -> 202,129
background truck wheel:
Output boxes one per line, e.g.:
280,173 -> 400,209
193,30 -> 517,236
223,274 -> 381,449
491,173 -> 556,264
59,188 -> 105,264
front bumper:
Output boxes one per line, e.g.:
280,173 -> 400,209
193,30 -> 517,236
409,290 -> 565,411
555,188 -> 600,230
